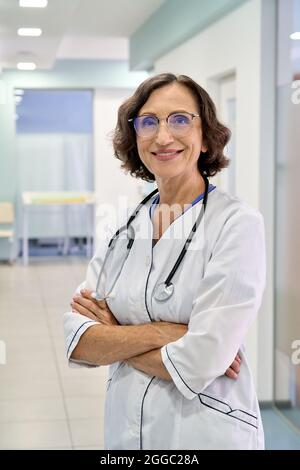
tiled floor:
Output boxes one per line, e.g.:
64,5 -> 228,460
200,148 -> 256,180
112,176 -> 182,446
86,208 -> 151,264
1,257 -> 300,450
0,257 -> 107,450
262,407 -> 300,450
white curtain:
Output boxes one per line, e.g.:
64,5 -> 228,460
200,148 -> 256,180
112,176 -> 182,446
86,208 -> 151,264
17,133 -> 93,238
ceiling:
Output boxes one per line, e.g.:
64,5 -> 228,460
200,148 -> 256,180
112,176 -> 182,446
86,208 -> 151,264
0,0 -> 165,70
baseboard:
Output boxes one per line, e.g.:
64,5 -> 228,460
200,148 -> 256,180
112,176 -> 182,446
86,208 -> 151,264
274,400 -> 293,409
259,400 -> 294,409
259,400 -> 274,409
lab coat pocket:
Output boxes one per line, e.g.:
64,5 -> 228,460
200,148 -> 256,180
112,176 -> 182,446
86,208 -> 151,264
198,393 -> 258,429
196,392 -> 259,449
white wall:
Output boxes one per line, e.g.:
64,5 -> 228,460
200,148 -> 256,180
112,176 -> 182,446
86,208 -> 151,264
154,0 -> 275,401
93,89 -> 142,247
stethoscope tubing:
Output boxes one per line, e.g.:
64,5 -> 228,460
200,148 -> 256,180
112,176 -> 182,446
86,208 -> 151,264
92,176 -> 209,302
164,176 -> 209,287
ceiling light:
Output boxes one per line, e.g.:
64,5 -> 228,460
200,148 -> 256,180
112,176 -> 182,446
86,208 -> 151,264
18,28 -> 42,37
17,62 -> 36,70
15,96 -> 23,104
19,0 -> 48,7
290,32 -> 300,40
14,89 -> 24,96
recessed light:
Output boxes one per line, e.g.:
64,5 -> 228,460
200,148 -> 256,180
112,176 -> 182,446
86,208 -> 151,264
18,28 -> 42,37
290,32 -> 300,40
15,96 -> 23,104
14,89 -> 24,96
19,0 -> 48,7
17,62 -> 36,70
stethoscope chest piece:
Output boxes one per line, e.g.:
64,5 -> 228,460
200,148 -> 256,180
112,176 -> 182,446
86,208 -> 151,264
154,282 -> 174,302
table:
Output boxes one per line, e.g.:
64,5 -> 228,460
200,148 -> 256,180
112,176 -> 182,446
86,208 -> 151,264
21,191 -> 95,265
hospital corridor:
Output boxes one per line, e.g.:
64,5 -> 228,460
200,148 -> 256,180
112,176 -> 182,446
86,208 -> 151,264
1,0 -> 300,452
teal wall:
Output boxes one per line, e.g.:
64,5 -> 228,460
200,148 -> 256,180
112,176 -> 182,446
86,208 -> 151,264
3,59 -> 148,90
130,0 -> 248,70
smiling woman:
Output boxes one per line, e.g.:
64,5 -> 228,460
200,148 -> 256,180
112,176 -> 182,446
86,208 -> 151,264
113,73 -> 231,181
63,73 -> 266,450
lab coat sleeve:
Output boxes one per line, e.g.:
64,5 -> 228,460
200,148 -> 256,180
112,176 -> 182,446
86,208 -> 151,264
63,281 -> 100,368
161,208 -> 266,400
63,207 -> 131,368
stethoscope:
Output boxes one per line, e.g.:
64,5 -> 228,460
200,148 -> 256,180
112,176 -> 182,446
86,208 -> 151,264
91,175 -> 210,303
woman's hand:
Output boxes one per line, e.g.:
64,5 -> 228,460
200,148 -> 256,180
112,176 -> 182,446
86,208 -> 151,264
71,289 -> 119,325
225,353 -> 241,379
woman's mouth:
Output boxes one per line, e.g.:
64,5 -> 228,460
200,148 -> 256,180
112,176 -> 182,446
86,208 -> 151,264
151,149 -> 184,161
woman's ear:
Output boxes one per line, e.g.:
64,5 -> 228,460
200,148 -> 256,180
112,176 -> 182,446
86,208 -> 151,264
201,139 -> 208,153
201,144 -> 208,153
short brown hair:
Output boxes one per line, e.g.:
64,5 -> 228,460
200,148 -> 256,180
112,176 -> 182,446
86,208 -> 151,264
113,73 -> 231,181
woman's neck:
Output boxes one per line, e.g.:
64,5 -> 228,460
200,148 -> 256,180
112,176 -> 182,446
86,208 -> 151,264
156,172 -> 206,208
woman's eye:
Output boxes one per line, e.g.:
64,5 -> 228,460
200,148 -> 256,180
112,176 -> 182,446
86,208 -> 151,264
141,117 -> 157,127
171,114 -> 189,125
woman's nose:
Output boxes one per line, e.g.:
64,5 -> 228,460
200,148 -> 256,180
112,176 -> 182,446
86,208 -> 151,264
154,121 -> 174,145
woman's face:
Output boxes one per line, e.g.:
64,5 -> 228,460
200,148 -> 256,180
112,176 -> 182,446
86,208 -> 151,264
136,82 -> 207,181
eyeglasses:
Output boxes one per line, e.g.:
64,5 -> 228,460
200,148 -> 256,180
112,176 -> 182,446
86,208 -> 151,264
128,111 -> 200,139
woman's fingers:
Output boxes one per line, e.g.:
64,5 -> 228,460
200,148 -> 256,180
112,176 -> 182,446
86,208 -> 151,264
80,289 -> 110,311
73,295 -> 99,316
225,355 -> 241,379
230,359 -> 241,374
70,289 -> 118,325
78,289 -> 118,324
71,296 -> 118,325
225,368 -> 238,380
71,301 -> 99,322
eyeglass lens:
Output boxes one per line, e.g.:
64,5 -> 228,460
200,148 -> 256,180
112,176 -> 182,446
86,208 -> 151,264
134,113 -> 193,137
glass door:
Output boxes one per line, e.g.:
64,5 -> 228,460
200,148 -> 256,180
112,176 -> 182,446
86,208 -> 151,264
275,0 -> 300,429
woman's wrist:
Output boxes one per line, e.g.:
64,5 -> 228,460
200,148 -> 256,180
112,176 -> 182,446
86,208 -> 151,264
149,321 -> 187,349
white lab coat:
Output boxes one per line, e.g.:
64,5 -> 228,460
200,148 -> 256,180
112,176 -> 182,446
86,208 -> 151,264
64,187 -> 266,450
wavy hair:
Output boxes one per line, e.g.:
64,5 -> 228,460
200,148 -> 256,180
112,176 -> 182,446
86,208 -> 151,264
113,73 -> 231,181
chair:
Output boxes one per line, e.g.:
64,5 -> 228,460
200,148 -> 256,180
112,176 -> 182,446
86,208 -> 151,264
0,202 -> 15,263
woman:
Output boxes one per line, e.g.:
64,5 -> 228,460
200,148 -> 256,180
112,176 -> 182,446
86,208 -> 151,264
64,73 -> 266,450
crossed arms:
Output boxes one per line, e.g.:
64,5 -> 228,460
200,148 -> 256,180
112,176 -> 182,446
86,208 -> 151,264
70,288 -> 241,381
